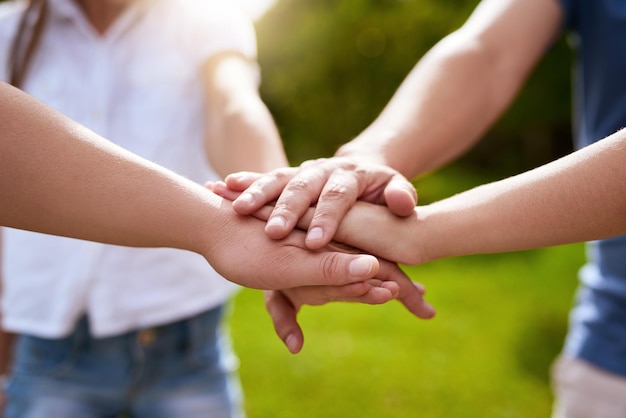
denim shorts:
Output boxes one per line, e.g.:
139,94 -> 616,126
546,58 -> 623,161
5,305 -> 244,418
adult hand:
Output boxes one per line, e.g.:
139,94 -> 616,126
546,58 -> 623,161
208,182 -> 423,265
204,198 -> 395,290
218,157 -> 417,249
265,257 -> 435,354
203,187 -> 435,352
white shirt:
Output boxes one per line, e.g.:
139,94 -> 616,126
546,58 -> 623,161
0,0 -> 257,338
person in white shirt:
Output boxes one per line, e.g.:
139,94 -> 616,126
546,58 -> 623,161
0,80 -> 405,299
0,0 -> 295,416
0,80 -> 428,393
0,0 -> 436,413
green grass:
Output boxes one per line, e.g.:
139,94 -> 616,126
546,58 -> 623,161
228,168 -> 584,417
229,244 -> 584,418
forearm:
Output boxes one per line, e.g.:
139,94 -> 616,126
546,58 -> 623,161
419,130 -> 626,261
210,98 -> 287,174
335,130 -> 626,264
336,0 -> 562,179
0,82 -> 223,254
337,36 -> 508,177
204,53 -> 288,176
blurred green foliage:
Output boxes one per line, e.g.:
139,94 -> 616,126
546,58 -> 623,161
256,0 -> 574,177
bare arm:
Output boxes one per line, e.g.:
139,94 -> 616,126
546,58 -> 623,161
203,52 -> 288,176
331,129 -> 626,265
220,0 -> 565,247
0,82 -> 388,290
0,83 -> 214,249
338,0 -> 563,177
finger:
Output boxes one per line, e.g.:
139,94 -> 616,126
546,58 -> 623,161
209,181 -> 243,201
237,225 -> 381,289
399,281 -> 436,319
265,167 -> 329,239
265,290 -> 304,354
351,281 -> 396,304
204,180 -> 216,191
251,205 -> 274,222
284,281 -> 394,306
263,283 -> 394,354
312,253 -> 379,286
384,176 -> 418,216
229,168 -> 298,215
223,171 -> 264,191
375,259 -> 436,319
367,278 -> 400,299
274,233 -> 381,287
253,205 -> 312,231
329,202 -> 421,264
305,168 -> 361,249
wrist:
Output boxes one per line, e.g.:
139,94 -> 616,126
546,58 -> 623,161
417,199 -> 484,262
334,137 -> 390,166
412,205 -> 440,264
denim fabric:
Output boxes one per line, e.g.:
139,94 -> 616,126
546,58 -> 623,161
4,306 -> 244,418
555,0 -> 626,378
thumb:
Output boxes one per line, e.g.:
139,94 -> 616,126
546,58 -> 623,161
384,176 -> 417,217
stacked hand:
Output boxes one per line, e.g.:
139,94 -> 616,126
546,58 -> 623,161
220,157 -> 417,248
208,157 -> 434,353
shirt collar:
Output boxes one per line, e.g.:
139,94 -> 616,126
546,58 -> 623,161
45,0 -> 152,40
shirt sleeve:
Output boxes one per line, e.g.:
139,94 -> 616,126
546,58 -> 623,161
181,0 -> 258,62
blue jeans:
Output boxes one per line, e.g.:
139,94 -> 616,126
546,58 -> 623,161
5,306 -> 244,418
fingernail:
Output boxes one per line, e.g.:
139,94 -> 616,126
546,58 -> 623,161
267,216 -> 287,228
421,302 -> 436,318
306,227 -> 324,242
285,334 -> 298,353
349,257 -> 374,277
371,287 -> 394,300
237,193 -> 254,205
427,303 -> 436,317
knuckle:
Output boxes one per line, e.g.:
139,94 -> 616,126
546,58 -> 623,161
320,253 -> 343,285
285,178 -> 315,195
321,183 -> 351,202
271,168 -> 295,183
301,157 -> 328,168
339,160 -> 358,172
273,198 -> 305,216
